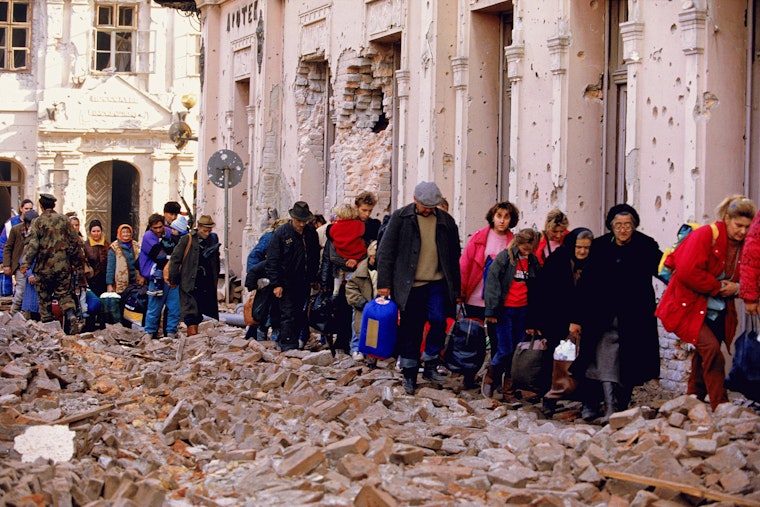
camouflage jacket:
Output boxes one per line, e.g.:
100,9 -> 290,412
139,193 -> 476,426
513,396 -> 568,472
21,209 -> 83,276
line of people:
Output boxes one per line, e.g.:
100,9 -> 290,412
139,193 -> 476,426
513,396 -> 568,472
245,185 -> 758,419
1,194 -> 221,338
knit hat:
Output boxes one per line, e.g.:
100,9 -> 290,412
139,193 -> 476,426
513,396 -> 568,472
413,181 -> 443,207
170,215 -> 189,234
605,204 -> 640,231
23,210 -> 38,223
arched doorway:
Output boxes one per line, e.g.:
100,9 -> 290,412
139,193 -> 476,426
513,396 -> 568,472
0,159 -> 26,226
86,160 -> 140,242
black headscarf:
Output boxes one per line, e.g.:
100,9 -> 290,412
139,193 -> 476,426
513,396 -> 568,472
562,227 -> 593,272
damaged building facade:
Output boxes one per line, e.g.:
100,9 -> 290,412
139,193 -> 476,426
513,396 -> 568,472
194,0 -> 756,390
0,1 -> 201,240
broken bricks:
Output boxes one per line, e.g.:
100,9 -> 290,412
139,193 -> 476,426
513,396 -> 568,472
0,314 -> 760,506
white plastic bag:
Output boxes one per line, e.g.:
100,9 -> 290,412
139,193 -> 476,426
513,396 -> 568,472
553,338 -> 577,361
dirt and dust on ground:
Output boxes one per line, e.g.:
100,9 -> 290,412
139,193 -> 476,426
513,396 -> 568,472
1,311 -> 759,506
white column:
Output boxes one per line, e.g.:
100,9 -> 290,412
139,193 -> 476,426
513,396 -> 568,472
395,69 -> 410,209
620,20 -> 645,211
547,34 -> 569,198
451,56 -> 468,224
504,44 -> 524,205
679,7 -> 707,221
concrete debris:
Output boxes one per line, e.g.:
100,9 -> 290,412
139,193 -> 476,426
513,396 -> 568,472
13,424 -> 75,463
1,312 -> 759,506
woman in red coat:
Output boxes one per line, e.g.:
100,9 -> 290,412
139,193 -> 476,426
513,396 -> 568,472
656,195 -> 756,411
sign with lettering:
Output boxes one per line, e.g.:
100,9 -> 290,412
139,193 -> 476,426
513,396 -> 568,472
226,1 -> 258,34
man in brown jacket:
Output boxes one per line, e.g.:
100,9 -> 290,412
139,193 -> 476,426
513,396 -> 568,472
3,209 -> 37,315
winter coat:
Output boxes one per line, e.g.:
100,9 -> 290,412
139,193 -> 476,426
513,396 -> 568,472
483,246 -> 541,322
571,231 -> 662,387
345,258 -> 378,336
459,225 -> 513,301
3,222 -> 30,271
0,214 -> 21,263
21,209 -> 82,277
535,243 -> 586,345
246,231 -> 274,273
167,231 -> 220,294
657,220 -> 740,347
329,219 -> 366,260
376,204 -> 461,313
106,240 -> 140,294
265,222 -> 320,292
740,212 -> 760,303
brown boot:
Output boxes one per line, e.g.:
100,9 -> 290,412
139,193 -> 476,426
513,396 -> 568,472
186,324 -> 199,336
481,366 -> 498,398
501,376 -> 522,408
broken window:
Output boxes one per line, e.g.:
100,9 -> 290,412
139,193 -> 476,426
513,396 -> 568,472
0,0 -> 30,71
93,3 -> 136,72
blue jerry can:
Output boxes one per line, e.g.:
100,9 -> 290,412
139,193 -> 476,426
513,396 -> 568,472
359,297 -> 398,359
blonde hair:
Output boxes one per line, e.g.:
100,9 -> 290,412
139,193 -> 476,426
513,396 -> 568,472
367,240 -> 378,257
544,208 -> 569,233
507,228 -> 538,264
716,195 -> 756,221
334,204 -> 358,220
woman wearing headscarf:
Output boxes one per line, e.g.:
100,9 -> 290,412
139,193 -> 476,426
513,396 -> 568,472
84,220 -> 108,296
106,224 -> 142,295
535,227 -> 593,415
659,196 -> 755,411
570,204 -> 662,422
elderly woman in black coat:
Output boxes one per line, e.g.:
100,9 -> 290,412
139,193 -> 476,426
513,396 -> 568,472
570,204 -> 662,422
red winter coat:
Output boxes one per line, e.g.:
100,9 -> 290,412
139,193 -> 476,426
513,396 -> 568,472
459,225 -> 513,300
656,220 -> 740,346
739,212 -> 760,303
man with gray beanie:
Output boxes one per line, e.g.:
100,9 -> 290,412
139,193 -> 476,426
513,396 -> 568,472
376,181 -> 461,394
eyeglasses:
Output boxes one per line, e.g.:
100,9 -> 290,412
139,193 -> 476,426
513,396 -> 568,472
612,223 -> 634,232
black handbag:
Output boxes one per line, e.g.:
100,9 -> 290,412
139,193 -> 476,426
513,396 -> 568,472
726,317 -> 760,402
511,331 -> 548,393
250,285 -> 273,325
444,305 -> 487,374
307,291 -> 336,333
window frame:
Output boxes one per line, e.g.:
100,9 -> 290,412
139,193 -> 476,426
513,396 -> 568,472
92,3 -> 138,73
0,0 -> 31,72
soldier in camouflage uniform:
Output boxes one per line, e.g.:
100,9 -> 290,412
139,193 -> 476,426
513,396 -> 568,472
20,193 -> 84,333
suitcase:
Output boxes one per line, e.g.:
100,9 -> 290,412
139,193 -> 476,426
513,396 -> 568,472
359,297 -> 398,359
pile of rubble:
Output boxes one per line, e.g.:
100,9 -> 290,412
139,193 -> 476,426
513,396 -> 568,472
1,312 -> 759,506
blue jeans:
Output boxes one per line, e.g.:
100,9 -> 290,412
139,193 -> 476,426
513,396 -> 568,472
398,280 -> 447,369
490,306 -> 527,376
144,280 -> 180,335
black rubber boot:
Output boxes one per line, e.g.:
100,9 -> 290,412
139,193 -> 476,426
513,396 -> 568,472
422,361 -> 446,382
402,367 -> 417,395
602,381 -> 616,423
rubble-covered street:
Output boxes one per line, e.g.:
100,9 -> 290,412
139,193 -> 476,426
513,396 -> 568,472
1,312 -> 760,507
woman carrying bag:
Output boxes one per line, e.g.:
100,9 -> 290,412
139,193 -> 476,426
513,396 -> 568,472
536,227 -> 594,416
658,196 -> 756,411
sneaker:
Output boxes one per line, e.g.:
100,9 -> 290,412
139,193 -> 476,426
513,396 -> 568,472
352,351 -> 364,362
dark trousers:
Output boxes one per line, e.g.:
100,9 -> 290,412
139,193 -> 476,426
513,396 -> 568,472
398,280 -> 447,370
37,273 -> 75,323
276,284 -> 309,351
688,314 -> 729,411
